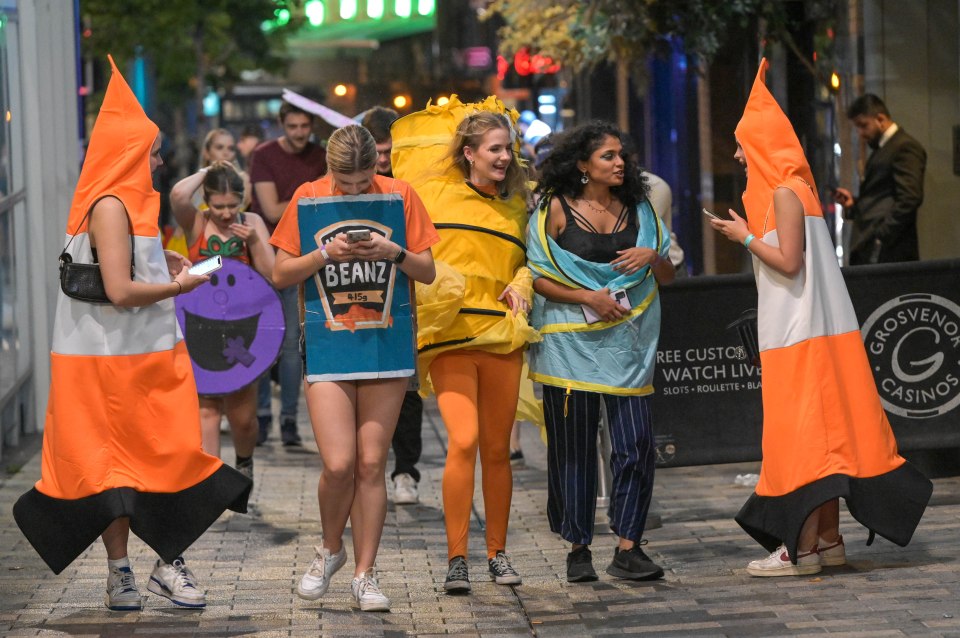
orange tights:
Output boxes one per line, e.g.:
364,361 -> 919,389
430,348 -> 523,560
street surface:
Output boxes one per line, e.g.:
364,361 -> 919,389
2,398 -> 959,636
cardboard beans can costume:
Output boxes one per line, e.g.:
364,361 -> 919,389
175,259 -> 285,396
732,60 -> 932,561
13,58 -> 251,575
299,193 -> 415,381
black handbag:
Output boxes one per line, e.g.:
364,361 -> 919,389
726,308 -> 761,367
58,207 -> 135,304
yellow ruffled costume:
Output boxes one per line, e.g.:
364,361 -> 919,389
391,95 -> 541,392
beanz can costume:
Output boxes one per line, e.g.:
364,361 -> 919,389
732,60 -> 931,561
13,57 -> 250,574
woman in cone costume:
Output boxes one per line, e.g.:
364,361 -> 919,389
12,57 -> 250,610
391,100 -> 539,592
710,59 -> 931,576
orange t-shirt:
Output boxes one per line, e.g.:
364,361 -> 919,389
270,174 -> 439,256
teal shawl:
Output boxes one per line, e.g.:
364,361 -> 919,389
527,198 -> 669,395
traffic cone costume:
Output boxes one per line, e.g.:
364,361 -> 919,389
733,60 -> 931,562
13,57 -> 250,574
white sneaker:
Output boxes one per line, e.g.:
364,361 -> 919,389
105,565 -> 142,611
818,535 -> 846,566
351,568 -> 390,612
297,545 -> 347,600
147,558 -> 206,607
746,544 -> 821,577
392,473 -> 419,505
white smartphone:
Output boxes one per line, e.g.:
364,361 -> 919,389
581,289 -> 632,324
702,207 -> 733,222
188,255 -> 223,276
346,229 -> 372,243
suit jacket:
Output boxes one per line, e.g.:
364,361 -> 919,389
847,128 -> 926,265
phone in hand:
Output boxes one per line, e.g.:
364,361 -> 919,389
581,289 -> 632,324
188,255 -> 223,276
346,229 -> 372,243
702,208 -> 733,222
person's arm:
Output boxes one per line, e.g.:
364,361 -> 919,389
231,213 -> 275,280
709,186 -> 805,277
89,197 -> 210,307
168,169 -> 205,243
873,140 -> 926,244
253,181 -> 288,224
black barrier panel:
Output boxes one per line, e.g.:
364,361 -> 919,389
652,258 -> 960,468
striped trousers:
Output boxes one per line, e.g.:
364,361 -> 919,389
543,386 -> 656,545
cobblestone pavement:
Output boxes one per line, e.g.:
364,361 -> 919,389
2,397 -> 960,637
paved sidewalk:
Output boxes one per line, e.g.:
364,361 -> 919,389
2,397 -> 960,637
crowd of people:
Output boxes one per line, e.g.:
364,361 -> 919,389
11,56 -> 931,615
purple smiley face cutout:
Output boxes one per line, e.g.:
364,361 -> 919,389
175,259 -> 285,396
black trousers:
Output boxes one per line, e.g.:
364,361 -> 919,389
391,391 -> 423,482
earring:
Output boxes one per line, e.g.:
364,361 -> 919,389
580,171 -> 589,185
468,158 -> 475,166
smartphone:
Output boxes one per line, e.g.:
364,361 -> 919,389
581,289 -> 632,324
702,207 -> 731,222
346,229 -> 372,243
188,255 -> 223,276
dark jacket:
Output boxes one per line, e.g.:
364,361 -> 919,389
847,127 -> 926,265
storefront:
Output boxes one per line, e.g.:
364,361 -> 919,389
0,0 -> 79,460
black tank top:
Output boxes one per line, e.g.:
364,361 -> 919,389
555,195 -> 638,263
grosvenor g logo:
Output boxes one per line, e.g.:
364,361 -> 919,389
861,293 -> 960,418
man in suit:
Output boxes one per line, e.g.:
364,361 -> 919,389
834,94 -> 926,265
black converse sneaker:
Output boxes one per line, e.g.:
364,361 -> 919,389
487,551 -> 521,585
444,556 -> 470,593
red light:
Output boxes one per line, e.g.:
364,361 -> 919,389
83,28 -> 92,38
496,55 -> 509,81
512,47 -> 559,76
78,86 -> 90,96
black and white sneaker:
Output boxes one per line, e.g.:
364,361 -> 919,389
444,556 -> 471,593
488,551 -> 521,585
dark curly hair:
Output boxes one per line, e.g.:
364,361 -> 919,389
535,121 -> 648,211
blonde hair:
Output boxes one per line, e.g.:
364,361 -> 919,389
448,111 -> 527,199
326,124 -> 378,174
201,128 -> 235,167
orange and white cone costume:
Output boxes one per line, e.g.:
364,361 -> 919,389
733,60 -> 931,561
13,57 -> 250,574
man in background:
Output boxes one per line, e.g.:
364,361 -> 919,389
361,106 -> 422,504
834,94 -> 926,265
250,101 -> 327,446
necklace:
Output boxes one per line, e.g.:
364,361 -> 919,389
577,197 -> 613,215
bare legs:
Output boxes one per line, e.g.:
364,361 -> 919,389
305,377 -> 406,577
199,384 -> 258,459
102,518 -> 130,560
798,498 -> 841,552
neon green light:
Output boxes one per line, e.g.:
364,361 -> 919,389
417,0 -> 434,16
395,0 -> 411,18
275,8 -> 291,25
305,0 -> 325,26
340,0 -> 357,20
367,0 -> 384,19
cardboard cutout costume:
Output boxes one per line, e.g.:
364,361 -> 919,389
732,60 -> 931,561
13,57 -> 250,574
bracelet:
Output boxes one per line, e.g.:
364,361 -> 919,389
173,281 -> 182,296
743,234 -> 756,249
320,245 -> 330,263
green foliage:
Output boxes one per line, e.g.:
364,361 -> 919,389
80,0 -> 296,107
489,0 -> 838,74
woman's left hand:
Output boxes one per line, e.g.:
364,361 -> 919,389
611,247 -> 659,275
350,232 -> 401,262
164,250 -> 190,277
709,210 -> 751,244
498,285 -> 530,316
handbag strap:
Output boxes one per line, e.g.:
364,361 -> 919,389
59,201 -> 136,277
